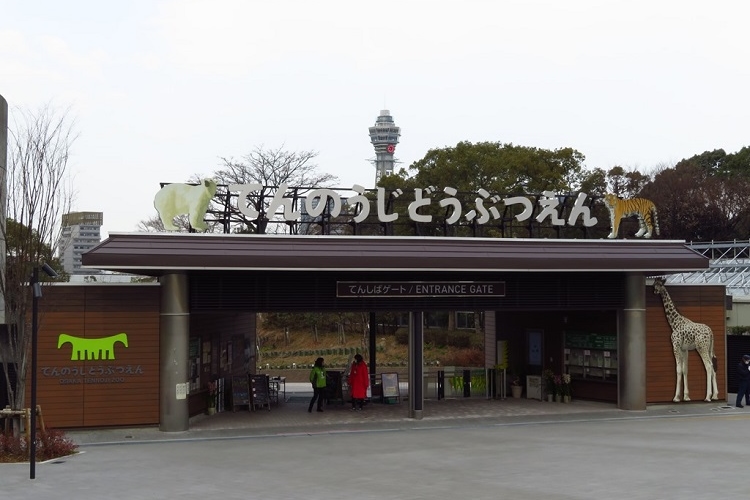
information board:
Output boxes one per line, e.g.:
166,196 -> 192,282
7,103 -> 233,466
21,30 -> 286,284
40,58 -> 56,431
231,375 -> 250,411
564,332 -> 617,350
381,373 -> 400,401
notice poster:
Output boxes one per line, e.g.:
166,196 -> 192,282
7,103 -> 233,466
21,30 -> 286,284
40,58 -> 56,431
381,373 -> 400,398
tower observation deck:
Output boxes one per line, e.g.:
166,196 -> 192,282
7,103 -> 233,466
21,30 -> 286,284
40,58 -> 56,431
368,109 -> 400,185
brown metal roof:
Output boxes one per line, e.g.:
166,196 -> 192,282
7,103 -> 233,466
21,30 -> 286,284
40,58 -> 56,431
82,233 -> 709,276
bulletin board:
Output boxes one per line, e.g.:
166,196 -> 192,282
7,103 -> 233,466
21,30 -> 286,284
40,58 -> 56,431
231,375 -> 250,411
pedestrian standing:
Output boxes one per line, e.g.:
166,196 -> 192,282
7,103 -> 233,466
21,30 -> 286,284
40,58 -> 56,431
735,354 -> 750,408
308,357 -> 327,413
348,354 -> 369,411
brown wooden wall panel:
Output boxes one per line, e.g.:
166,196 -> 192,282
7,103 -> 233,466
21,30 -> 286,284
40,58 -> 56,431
27,285 -> 161,429
42,286 -> 85,312
646,284 -> 726,404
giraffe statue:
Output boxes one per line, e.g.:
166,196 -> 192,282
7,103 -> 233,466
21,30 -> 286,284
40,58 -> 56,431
653,278 -> 718,402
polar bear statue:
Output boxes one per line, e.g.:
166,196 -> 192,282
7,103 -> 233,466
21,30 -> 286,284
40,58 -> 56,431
153,179 -> 217,231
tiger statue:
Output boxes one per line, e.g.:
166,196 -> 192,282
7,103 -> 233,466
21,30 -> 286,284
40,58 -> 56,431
603,193 -> 660,239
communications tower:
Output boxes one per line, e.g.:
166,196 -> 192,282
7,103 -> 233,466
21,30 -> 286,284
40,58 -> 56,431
368,109 -> 400,185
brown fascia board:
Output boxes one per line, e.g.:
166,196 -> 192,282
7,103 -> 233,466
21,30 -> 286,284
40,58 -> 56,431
81,233 -> 709,275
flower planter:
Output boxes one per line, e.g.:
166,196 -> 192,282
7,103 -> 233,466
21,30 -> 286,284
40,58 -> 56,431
511,385 -> 522,398
555,394 -> 562,403
547,394 -> 554,403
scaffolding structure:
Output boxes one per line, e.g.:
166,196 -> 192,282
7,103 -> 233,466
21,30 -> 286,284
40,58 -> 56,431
666,240 -> 750,296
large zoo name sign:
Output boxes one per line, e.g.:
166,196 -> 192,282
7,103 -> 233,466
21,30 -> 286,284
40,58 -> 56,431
154,181 -> 599,230
229,183 -> 599,227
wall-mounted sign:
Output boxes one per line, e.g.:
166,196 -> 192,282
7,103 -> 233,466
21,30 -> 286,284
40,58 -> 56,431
527,329 -> 543,366
43,332 -> 144,385
336,281 -> 505,298
41,364 -> 144,385
57,333 -> 128,360
564,332 -> 617,350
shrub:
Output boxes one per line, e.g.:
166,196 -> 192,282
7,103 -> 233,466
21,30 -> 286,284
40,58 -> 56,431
395,330 -> 409,345
0,433 -> 25,462
38,429 -> 79,460
0,429 -> 78,463
441,348 -> 484,366
447,331 -> 472,348
728,326 -> 750,335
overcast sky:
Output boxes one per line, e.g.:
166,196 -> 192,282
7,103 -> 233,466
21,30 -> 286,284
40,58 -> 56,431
2,0 -> 749,239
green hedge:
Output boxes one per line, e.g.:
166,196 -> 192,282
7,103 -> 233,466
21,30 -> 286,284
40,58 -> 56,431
396,329 -> 474,348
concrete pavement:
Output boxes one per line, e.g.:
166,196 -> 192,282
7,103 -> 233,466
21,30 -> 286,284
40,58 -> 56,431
66,387 -> 738,445
3,393 -> 747,499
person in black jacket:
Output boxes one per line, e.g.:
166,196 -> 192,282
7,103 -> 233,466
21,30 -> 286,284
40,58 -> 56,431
736,355 -> 750,408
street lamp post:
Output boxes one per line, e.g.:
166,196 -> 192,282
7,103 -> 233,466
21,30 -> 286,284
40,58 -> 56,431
29,262 -> 57,480
29,266 -> 39,479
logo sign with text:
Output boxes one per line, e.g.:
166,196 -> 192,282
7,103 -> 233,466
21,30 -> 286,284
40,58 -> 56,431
44,333 -> 144,385
336,281 -> 505,298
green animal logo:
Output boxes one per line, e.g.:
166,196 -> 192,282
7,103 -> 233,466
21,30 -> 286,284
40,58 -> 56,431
57,333 -> 129,360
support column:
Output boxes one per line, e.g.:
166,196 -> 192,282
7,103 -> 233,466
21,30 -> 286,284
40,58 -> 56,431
159,273 -> 190,431
618,273 -> 647,410
369,312 -> 377,386
484,311 -> 496,399
408,311 -> 424,419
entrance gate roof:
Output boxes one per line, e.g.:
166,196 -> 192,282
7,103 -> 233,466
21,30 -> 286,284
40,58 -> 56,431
82,233 -> 709,277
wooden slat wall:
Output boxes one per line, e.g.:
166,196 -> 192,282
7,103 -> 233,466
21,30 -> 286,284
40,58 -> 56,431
35,287 -> 86,428
646,284 -> 726,403
30,285 -> 160,428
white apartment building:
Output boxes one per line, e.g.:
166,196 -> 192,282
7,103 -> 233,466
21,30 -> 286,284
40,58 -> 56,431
58,211 -> 103,275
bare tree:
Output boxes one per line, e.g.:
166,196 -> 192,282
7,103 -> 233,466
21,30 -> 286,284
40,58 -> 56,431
217,145 -> 339,234
1,104 -> 75,413
140,147 -> 339,234
217,145 -> 336,187
137,213 -> 190,232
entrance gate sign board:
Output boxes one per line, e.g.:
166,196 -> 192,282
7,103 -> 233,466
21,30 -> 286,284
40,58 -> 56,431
337,281 -> 505,298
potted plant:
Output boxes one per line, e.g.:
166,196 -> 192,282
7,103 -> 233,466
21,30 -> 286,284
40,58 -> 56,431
553,374 -> 564,402
543,369 -> 556,402
206,380 -> 217,415
560,373 -> 572,403
510,374 -> 522,398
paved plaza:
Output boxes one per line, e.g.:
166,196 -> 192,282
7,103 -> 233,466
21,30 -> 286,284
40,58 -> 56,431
1,394 -> 747,499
